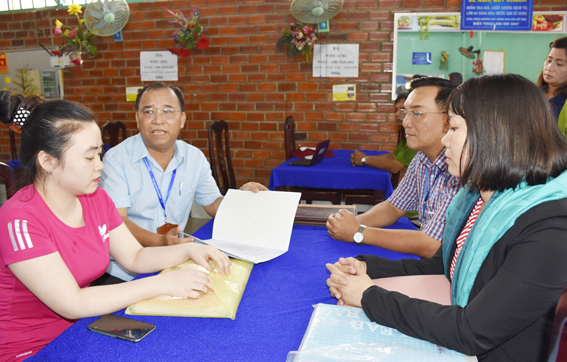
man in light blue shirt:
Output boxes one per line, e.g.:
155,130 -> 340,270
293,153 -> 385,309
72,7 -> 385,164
100,82 -> 265,282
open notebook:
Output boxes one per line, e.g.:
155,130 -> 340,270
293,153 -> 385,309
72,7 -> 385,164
192,189 -> 301,263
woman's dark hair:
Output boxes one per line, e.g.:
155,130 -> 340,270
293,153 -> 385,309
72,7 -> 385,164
0,91 -> 96,186
449,74 -> 567,192
537,36 -> 567,97
135,82 -> 185,112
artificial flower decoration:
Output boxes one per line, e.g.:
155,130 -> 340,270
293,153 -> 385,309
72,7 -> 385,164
472,57 -> 484,76
68,3 -> 82,16
167,8 -> 210,58
440,51 -> 449,70
53,4 -> 97,61
276,22 -> 318,62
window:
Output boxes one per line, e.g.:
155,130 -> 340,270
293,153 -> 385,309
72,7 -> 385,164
0,0 -> 82,12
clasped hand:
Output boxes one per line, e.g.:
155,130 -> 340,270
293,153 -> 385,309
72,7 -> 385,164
351,150 -> 367,167
326,257 -> 373,307
326,209 -> 360,242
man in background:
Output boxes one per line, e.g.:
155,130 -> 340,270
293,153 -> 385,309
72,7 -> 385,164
327,78 -> 460,258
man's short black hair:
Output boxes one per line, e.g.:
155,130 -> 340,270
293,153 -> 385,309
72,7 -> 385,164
135,82 -> 185,112
410,77 -> 457,112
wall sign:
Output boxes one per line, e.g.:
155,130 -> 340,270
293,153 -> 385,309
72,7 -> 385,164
461,0 -> 533,31
332,84 -> 356,101
140,51 -> 178,82
313,44 -> 359,78
412,52 -> 432,65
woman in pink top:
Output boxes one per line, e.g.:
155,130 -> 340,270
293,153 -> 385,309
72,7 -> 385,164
0,92 -> 231,361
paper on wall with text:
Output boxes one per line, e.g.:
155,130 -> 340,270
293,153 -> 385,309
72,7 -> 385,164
313,44 -> 359,78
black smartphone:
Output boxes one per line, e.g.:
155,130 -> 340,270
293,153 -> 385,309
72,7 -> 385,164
87,314 -> 156,343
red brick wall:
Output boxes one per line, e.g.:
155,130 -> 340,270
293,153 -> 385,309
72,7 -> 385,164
0,0 -> 565,186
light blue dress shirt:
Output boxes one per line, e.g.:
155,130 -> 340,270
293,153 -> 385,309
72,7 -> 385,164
100,134 -> 221,281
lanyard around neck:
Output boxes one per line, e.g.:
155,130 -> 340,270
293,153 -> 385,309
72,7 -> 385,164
143,157 -> 177,222
420,166 -> 443,223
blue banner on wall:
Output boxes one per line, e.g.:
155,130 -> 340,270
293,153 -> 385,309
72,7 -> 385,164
412,52 -> 432,65
461,0 -> 533,31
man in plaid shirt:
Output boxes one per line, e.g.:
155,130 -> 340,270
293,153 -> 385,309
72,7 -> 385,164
327,78 -> 460,257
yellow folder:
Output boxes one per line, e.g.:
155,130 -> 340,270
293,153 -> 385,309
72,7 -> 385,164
125,259 -> 253,320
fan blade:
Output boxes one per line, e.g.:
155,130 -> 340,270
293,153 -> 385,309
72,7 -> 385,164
88,8 -> 104,18
94,18 -> 107,30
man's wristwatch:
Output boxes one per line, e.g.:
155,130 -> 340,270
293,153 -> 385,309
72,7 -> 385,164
353,225 -> 367,245
361,157 -> 367,165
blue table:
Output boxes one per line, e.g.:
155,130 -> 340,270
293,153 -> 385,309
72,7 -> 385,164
31,219 -> 417,362
268,150 -> 394,199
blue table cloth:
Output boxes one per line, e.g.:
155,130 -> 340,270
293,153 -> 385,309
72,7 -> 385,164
30,218 -> 418,362
268,150 -> 394,199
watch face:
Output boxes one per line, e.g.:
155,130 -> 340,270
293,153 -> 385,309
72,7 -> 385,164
353,232 -> 363,244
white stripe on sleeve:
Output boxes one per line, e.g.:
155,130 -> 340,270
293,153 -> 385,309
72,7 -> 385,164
7,221 -> 18,252
14,220 -> 26,251
22,220 -> 33,249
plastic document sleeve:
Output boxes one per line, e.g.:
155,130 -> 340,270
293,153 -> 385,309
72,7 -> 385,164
126,259 -> 253,320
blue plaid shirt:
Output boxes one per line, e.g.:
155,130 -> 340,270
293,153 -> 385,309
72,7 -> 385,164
388,149 -> 461,241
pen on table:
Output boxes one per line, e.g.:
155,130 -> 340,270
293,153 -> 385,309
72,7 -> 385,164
179,180 -> 183,196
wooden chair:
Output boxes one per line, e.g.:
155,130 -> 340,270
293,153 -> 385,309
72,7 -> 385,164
208,120 -> 236,195
548,288 -> 567,361
0,161 -> 17,199
281,115 -> 341,204
9,129 -> 18,161
101,121 -> 127,149
284,116 -> 296,161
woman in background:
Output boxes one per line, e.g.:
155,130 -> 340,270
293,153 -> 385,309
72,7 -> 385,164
538,36 -> 567,133
351,92 -> 417,175
0,92 -> 231,361
327,74 -> 567,361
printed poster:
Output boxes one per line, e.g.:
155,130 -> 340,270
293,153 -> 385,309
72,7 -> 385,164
333,84 -> 356,101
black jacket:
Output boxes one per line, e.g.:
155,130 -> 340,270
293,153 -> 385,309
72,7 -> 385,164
358,199 -> 567,361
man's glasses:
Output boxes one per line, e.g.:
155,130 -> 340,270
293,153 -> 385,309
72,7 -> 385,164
138,108 -> 180,120
399,109 -> 447,121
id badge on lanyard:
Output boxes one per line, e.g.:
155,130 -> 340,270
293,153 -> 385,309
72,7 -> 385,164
143,157 -> 178,235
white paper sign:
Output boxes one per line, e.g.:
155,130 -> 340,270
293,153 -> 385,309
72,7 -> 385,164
140,51 -> 178,81
313,44 -> 359,78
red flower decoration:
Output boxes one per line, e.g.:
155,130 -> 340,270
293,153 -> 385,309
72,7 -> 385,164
168,48 -> 179,56
196,37 -> 210,50
179,48 -> 190,57
72,58 -> 83,66
51,49 -> 62,57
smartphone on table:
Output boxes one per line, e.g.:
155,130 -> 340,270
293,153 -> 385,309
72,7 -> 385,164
87,314 -> 156,343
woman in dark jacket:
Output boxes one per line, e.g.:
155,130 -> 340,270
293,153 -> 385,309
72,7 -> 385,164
327,74 -> 567,362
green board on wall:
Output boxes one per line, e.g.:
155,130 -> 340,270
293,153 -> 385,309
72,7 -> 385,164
397,31 -> 564,84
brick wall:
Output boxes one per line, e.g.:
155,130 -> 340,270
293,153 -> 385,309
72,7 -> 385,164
0,0 -> 565,186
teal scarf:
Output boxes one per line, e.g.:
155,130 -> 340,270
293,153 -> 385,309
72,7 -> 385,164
442,171 -> 567,307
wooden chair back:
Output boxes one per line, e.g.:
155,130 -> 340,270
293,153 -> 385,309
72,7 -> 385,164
284,116 -> 296,160
208,120 -> 236,195
9,129 -> 18,160
101,121 -> 127,148
0,162 -> 17,199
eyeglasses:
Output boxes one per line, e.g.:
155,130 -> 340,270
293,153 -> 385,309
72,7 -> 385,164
138,108 -> 180,120
399,109 -> 447,121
